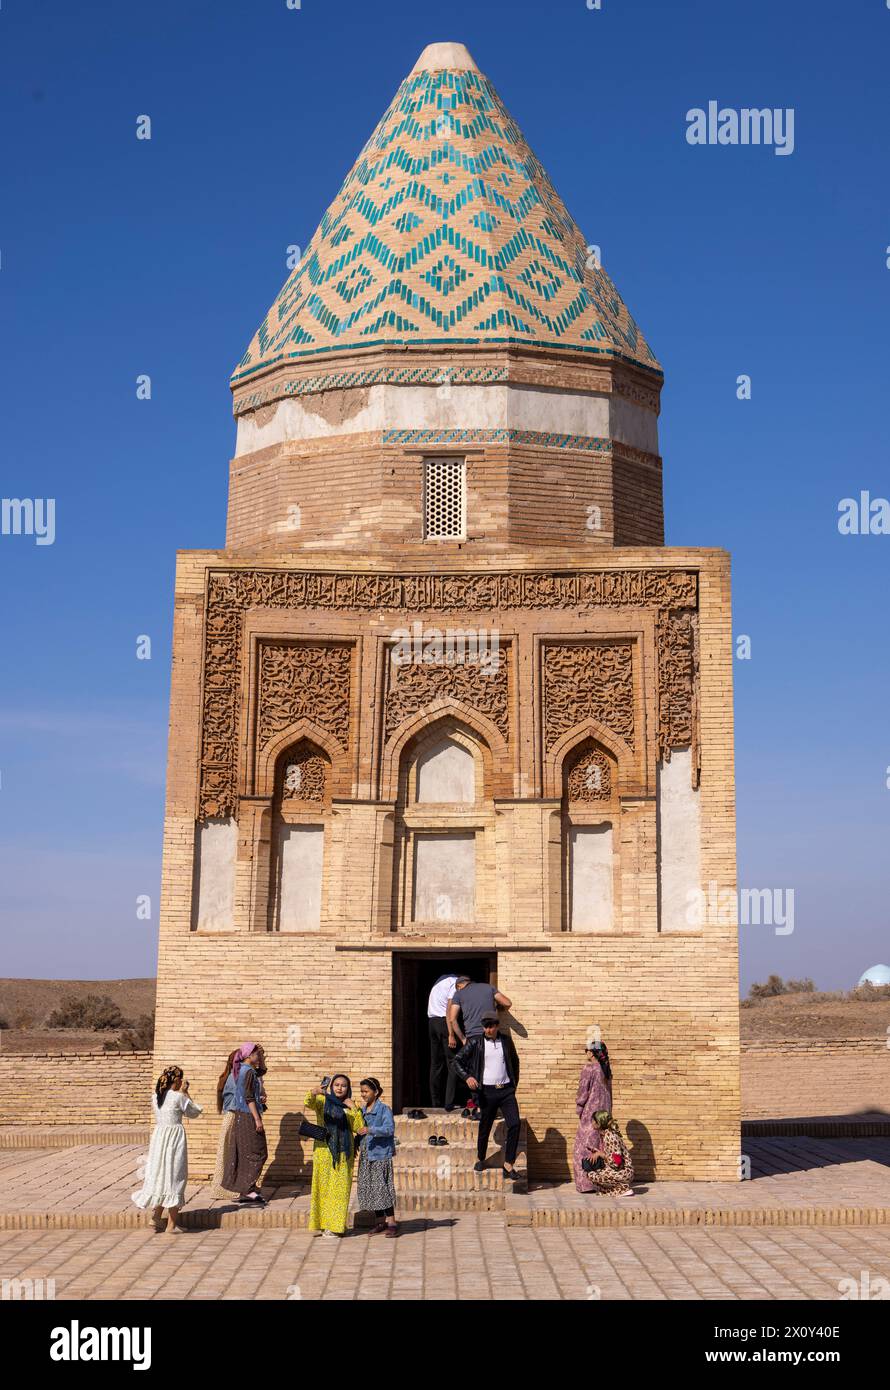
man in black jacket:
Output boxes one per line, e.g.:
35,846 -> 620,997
452,1013 -> 521,1179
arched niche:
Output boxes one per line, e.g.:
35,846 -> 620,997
390,716 -> 493,930
560,735 -> 619,933
268,738 -> 331,932
400,719 -> 485,807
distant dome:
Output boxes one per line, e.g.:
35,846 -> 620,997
857,964 -> 890,987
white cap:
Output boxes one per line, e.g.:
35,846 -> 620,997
410,42 -> 480,74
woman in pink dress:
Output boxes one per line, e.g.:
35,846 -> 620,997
572,1040 -> 613,1192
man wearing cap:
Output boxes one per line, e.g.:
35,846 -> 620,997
451,1013 -> 521,1179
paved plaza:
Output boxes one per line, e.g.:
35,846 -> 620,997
2,1220 -> 890,1301
0,1129 -> 889,1298
3,1133 -> 890,1231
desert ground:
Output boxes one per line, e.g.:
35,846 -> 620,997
2,978 -> 889,1052
0,979 -> 155,1053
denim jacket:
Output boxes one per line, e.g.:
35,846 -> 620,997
224,1065 -> 266,1116
360,1101 -> 395,1160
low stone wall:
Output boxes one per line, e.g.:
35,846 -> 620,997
0,1051 -> 154,1126
3,1040 -> 888,1133
740,1038 -> 890,1120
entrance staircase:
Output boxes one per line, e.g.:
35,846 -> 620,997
353,1107 -> 528,1222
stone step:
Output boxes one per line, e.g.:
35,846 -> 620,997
353,1189 -> 507,1220
396,1112 -> 528,1142
388,1164 -> 524,1192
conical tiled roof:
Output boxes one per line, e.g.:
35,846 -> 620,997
232,42 -> 659,386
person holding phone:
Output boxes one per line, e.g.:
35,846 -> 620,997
131,1064 -> 202,1233
304,1073 -> 366,1236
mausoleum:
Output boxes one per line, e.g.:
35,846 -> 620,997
154,41 -> 739,1185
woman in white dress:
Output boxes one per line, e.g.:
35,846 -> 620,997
132,1065 -> 202,1233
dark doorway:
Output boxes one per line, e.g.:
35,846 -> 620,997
392,950 -> 497,1113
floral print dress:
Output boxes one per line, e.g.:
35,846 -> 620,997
583,1123 -> 634,1196
572,1059 -> 612,1193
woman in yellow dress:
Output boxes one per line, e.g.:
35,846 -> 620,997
304,1074 -> 367,1236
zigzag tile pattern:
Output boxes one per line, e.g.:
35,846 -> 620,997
234,65 -> 659,383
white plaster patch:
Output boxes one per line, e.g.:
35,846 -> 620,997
658,749 -> 702,932
570,823 -> 614,932
412,832 -> 476,921
234,384 -> 658,457
194,817 -> 237,932
415,737 -> 475,803
278,824 -> 324,931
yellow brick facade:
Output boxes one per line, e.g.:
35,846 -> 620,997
153,546 -> 739,1183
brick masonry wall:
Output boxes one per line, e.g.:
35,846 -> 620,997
740,1039 -> 890,1120
7,1041 -> 886,1176
226,435 -> 634,553
0,1052 -> 154,1126
150,930 -> 739,1182
153,545 -> 740,1183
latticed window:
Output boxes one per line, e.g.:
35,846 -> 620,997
423,457 -> 466,539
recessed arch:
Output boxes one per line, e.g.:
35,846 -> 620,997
544,717 -> 634,801
254,716 -> 347,799
380,697 -> 505,801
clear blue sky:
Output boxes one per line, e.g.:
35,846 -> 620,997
1,0 -> 887,990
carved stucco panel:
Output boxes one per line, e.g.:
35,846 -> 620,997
196,567 -> 698,819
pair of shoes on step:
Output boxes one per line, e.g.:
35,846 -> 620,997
427,1134 -> 449,1146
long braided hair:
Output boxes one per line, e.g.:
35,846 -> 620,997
155,1065 -> 184,1108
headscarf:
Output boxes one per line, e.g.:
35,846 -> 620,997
155,1065 -> 183,1108
587,1039 -> 612,1083
232,1042 -> 256,1083
323,1074 -> 353,1165
594,1110 -> 617,1131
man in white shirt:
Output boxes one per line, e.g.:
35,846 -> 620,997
452,1013 -> 521,1178
427,972 -> 459,1109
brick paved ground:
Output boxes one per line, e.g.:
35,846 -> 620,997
3,1136 -> 890,1230
2,1219 -> 890,1300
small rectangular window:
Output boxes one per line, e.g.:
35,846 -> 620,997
424,457 -> 466,539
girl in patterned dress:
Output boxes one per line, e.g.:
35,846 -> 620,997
580,1110 -> 635,1197
356,1077 -> 399,1237
304,1074 -> 366,1236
